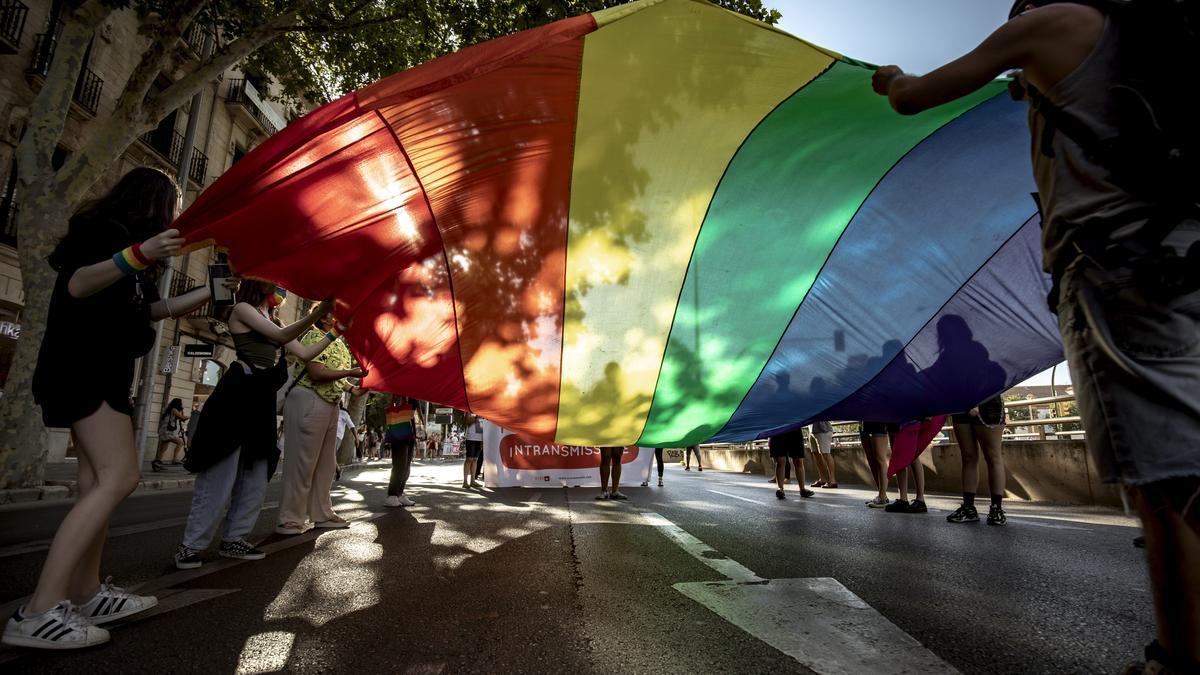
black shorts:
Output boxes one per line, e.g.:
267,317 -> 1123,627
36,357 -> 136,428
464,440 -> 483,459
952,396 -> 1005,426
769,443 -> 805,459
861,421 -> 899,436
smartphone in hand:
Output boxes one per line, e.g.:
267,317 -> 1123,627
208,263 -> 234,307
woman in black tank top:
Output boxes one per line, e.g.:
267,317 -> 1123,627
176,281 -> 347,569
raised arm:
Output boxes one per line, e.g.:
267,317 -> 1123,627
871,5 -> 1092,115
67,228 -> 184,299
303,361 -> 367,384
150,276 -> 242,321
232,299 -> 333,346
283,313 -> 353,362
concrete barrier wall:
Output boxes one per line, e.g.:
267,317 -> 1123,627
693,440 -> 1123,507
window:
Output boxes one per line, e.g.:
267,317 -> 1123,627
200,359 -> 223,387
192,358 -> 224,408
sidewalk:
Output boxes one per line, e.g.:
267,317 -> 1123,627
0,460 -> 198,506
0,457 -> 388,506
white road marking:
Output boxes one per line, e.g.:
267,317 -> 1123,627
642,509 -> 959,675
707,489 -> 763,506
1002,518 -> 1090,532
641,511 -> 761,583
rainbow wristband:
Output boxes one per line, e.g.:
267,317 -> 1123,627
324,330 -> 340,342
113,244 -> 151,274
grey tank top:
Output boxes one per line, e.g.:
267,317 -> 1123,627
1027,17 -> 1161,273
232,330 -> 278,369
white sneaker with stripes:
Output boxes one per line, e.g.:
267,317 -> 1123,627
2,602 -> 109,649
77,576 -> 158,625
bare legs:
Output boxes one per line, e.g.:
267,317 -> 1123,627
869,436 -> 889,501
824,451 -> 837,486
27,403 -> 140,614
977,424 -> 1006,497
897,461 -> 926,503
953,421 -> 1005,502
462,457 -> 477,488
809,435 -> 830,486
1130,479 -> 1200,667
598,447 -> 624,497
153,438 -> 183,464
610,450 -> 623,494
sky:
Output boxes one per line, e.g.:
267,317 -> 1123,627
769,0 -> 1068,388
771,0 -> 1013,73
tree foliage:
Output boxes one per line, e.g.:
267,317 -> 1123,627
127,0 -> 781,106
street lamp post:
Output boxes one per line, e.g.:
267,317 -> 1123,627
132,28 -> 215,466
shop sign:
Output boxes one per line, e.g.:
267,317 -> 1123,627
0,321 -> 19,339
184,343 -> 216,358
162,346 -> 179,374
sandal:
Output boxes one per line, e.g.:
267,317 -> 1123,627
314,518 -> 349,529
275,522 -> 307,535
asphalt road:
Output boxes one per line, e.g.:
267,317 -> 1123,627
0,460 -> 1153,674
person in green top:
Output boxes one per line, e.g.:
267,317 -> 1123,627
277,314 -> 366,535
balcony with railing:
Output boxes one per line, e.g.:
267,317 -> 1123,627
72,65 -> 102,116
169,269 -> 218,322
225,78 -> 282,137
138,128 -> 209,186
0,197 -> 17,248
0,0 -> 28,54
27,32 -> 104,117
168,268 -> 199,298
181,21 -> 209,57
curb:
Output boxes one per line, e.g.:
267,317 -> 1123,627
0,475 -> 198,505
0,459 -> 381,506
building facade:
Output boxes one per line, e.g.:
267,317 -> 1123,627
0,1 -> 310,459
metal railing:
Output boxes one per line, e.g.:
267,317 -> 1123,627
0,0 -> 28,52
188,150 -> 209,185
29,32 -> 105,116
177,269 -> 222,320
226,78 -> 280,136
168,268 -> 198,298
0,197 -> 16,247
167,269 -> 216,320
181,21 -> 209,56
814,393 -> 1084,446
27,31 -> 54,76
72,65 -> 102,115
139,128 -> 209,185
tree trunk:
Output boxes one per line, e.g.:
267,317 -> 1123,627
348,389 -> 367,426
0,198 -> 69,489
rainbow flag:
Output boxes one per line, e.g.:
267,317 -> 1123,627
385,401 -> 415,444
177,0 -> 1062,446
